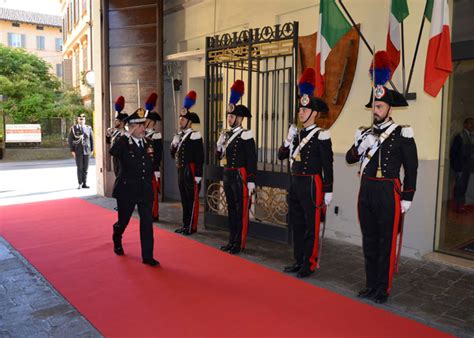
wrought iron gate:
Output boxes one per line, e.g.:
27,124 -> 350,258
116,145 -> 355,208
204,22 -> 299,242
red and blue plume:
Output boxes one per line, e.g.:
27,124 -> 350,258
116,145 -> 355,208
298,68 -> 316,96
183,90 -> 197,109
229,80 -> 245,105
369,51 -> 393,86
145,92 -> 158,111
115,96 -> 125,113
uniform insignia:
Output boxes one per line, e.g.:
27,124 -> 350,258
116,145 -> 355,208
374,85 -> 385,99
300,94 -> 310,107
190,131 -> 202,140
137,108 -> 145,118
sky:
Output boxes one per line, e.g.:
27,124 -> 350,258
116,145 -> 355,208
0,0 -> 61,15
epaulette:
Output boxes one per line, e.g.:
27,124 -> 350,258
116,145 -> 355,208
358,126 -> 370,132
190,131 -> 202,140
241,130 -> 254,140
152,132 -> 162,140
318,129 -> 331,140
400,125 -> 414,138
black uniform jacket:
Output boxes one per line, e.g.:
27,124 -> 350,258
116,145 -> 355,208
216,128 -> 257,183
170,129 -> 204,178
109,135 -> 154,202
278,125 -> 334,193
346,124 -> 418,201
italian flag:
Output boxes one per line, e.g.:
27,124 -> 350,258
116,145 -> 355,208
424,0 -> 452,97
315,0 -> 351,97
386,0 -> 409,72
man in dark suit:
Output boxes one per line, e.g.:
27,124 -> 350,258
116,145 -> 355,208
450,117 -> 474,212
68,113 -> 94,189
109,108 -> 159,267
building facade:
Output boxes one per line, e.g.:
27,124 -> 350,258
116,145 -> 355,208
60,0 -> 93,106
91,0 -> 474,264
0,7 -> 63,78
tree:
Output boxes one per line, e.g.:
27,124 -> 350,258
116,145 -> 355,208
0,44 -> 90,124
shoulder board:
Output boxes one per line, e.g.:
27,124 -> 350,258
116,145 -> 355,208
190,131 -> 202,140
241,130 -> 254,140
318,129 -> 331,140
401,125 -> 414,138
358,126 -> 370,132
152,132 -> 162,140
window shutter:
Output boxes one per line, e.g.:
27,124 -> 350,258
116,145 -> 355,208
21,34 -> 26,48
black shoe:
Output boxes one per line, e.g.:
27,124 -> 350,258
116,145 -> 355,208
296,268 -> 314,278
228,246 -> 241,254
373,292 -> 389,304
152,216 -> 159,222
142,258 -> 160,267
114,247 -> 124,256
220,243 -> 233,251
174,227 -> 187,234
82,184 -> 90,189
357,288 -> 377,299
283,263 -> 302,273
182,230 -> 196,236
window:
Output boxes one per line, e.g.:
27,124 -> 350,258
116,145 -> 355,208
36,36 -> 45,50
8,33 -> 24,48
68,4 -> 72,32
36,25 -> 44,30
56,64 -> 63,78
82,44 -> 88,71
74,50 -> 80,87
11,22 -> 20,27
82,0 -> 87,15
56,38 -> 62,52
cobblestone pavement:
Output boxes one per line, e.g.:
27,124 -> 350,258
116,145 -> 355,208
0,237 -> 101,337
1,195 -> 473,337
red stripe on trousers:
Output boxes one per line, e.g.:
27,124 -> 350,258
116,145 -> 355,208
189,163 -> 199,232
152,176 -> 159,218
388,180 -> 401,294
239,167 -> 249,250
309,174 -> 323,271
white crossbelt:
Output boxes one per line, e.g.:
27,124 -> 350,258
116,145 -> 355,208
359,123 -> 398,175
290,127 -> 321,165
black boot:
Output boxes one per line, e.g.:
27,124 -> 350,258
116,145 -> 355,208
174,226 -> 187,234
228,245 -> 241,254
373,291 -> 389,304
220,243 -> 233,251
112,225 -> 124,255
82,183 -> 90,188
142,258 -> 160,267
296,267 -> 314,278
283,262 -> 302,273
357,288 -> 376,299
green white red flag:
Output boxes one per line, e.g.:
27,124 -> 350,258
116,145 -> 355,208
424,0 -> 452,97
386,0 -> 409,73
315,0 -> 351,97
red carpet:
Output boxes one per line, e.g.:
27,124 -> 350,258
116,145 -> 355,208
0,198 -> 450,337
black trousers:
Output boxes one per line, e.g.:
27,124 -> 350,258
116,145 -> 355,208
223,169 -> 249,248
178,166 -> 198,231
288,174 -> 324,271
113,198 -> 154,260
358,177 -> 401,295
454,168 -> 471,205
75,152 -> 90,185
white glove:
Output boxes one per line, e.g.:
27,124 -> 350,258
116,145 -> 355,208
154,171 -> 160,180
324,193 -> 333,206
357,134 -> 377,155
284,124 -> 298,147
194,177 -> 202,184
171,134 -> 180,147
401,200 -> 412,213
217,133 -> 226,152
354,129 -> 363,146
247,182 -> 256,195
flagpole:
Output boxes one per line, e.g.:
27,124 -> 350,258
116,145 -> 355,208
338,0 -> 399,93
401,21 -> 407,95
406,5 -> 428,98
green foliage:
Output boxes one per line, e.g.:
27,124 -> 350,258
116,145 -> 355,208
0,44 -> 91,124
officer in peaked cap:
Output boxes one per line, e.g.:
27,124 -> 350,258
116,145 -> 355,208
68,113 -> 94,189
170,91 -> 204,236
109,107 -> 159,267
346,51 -> 418,303
278,67 -> 334,278
216,80 -> 257,255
